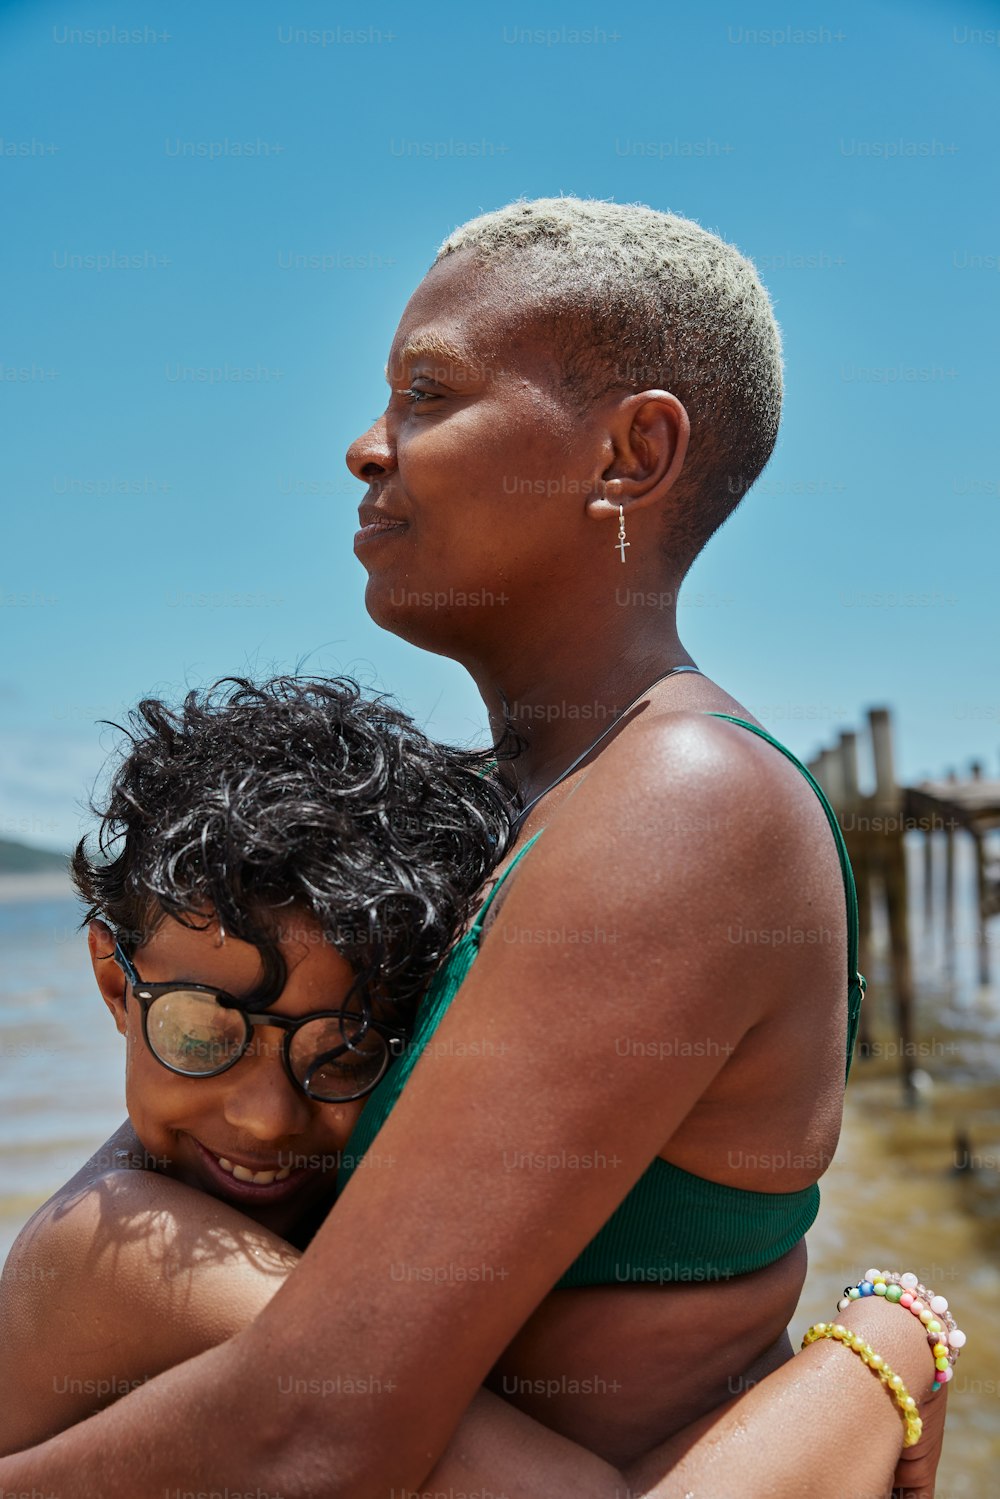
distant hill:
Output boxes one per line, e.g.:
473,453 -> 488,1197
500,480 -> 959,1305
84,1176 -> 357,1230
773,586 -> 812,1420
0,838 -> 70,875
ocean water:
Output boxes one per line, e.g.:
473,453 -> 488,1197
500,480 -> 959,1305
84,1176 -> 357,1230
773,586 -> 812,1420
0,882 -> 126,1257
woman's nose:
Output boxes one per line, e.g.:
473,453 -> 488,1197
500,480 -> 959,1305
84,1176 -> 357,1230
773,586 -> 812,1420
220,1038 -> 311,1143
345,412 -> 396,483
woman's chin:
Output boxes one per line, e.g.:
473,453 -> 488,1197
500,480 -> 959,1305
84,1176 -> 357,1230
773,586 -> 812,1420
363,575 -> 506,657
363,578 -> 448,652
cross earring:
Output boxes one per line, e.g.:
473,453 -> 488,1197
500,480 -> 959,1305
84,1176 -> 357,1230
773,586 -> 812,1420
616,505 -> 630,563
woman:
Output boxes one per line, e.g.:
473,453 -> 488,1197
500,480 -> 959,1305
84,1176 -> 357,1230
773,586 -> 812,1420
0,198 -> 951,1495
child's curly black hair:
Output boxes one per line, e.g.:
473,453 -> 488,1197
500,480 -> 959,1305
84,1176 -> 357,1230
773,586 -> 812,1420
71,675 -> 518,1022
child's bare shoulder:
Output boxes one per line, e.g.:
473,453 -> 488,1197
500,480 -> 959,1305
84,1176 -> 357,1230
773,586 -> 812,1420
1,1124 -> 148,1335
5,1128 -> 300,1332
0,1125 -> 300,1452
0,1149 -> 165,1452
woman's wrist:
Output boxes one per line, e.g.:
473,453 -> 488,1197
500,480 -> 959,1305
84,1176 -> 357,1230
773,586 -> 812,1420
834,1293 -> 940,1404
839,1268 -> 964,1391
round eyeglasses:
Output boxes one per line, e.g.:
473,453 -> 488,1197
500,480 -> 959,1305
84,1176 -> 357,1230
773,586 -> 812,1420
113,942 -> 406,1103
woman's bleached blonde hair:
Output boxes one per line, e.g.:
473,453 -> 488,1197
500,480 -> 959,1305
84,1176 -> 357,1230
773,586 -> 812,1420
436,196 -> 783,572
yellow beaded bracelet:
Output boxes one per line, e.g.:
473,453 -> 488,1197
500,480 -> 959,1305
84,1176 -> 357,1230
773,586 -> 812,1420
801,1322 -> 923,1448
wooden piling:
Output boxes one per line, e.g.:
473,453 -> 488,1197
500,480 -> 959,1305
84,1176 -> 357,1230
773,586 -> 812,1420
869,709 -> 897,811
834,730 -> 872,1053
974,832 -> 990,986
868,708 -> 917,1102
944,820 -> 956,975
853,842 -> 875,1056
838,731 -> 860,804
823,739 -> 848,809
811,710 -> 999,1102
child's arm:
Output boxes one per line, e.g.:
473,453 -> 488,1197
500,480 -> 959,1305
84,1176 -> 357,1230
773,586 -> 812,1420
0,1163 -> 301,1454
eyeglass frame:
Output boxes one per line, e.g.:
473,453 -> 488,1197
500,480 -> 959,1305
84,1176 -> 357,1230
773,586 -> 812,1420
113,940 -> 407,1103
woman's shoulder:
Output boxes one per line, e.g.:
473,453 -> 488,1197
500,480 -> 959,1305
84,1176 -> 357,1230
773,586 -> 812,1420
553,705 -> 805,846
505,704 -> 846,1041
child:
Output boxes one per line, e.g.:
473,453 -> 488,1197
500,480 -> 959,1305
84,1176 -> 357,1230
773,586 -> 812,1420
0,674 -> 513,1449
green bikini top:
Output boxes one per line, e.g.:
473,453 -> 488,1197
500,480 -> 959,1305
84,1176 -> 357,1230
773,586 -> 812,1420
337,714 -> 865,1287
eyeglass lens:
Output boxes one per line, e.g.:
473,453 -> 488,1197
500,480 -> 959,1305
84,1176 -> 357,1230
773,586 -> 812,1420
145,992 -> 388,1101
147,990 -> 245,1072
288,1016 -> 387,1099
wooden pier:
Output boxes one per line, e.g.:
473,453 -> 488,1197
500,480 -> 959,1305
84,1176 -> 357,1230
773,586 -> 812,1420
808,708 -> 1000,1100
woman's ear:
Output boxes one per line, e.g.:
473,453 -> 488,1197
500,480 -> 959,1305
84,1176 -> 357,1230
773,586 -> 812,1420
585,388 -> 691,521
88,919 -> 128,1035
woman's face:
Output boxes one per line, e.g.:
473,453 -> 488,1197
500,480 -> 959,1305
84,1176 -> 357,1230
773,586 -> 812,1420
92,911 -> 369,1240
345,252 -> 605,658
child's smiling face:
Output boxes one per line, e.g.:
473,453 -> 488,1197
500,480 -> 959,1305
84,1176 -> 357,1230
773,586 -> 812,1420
90,909 -> 372,1240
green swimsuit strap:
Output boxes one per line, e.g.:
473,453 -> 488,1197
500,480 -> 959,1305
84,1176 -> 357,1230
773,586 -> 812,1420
704,712 -> 865,1077
470,830 -> 545,941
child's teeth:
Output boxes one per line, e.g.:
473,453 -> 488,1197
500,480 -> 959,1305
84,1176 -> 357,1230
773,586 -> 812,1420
216,1154 -> 292,1186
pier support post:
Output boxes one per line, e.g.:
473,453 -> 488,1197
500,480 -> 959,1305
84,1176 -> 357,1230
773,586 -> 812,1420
869,708 -> 916,1103
974,832 -> 991,986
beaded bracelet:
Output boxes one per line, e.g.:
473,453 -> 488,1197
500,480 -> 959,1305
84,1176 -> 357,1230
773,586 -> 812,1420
802,1322 -> 923,1447
837,1268 -> 967,1393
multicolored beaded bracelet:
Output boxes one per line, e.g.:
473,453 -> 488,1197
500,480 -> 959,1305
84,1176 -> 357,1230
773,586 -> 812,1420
837,1268 -> 967,1393
802,1322 -> 923,1447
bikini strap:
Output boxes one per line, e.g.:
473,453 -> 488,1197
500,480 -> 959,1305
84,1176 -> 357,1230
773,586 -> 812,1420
511,665 -> 703,834
704,713 -> 865,1079
476,675 -> 701,929
471,830 -> 545,937
531,665 -> 703,789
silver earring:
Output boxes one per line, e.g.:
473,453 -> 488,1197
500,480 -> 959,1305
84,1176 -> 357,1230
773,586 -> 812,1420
615,505 -> 630,563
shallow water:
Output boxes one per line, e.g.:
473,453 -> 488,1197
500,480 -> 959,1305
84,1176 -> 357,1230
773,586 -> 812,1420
0,884 -> 126,1255
798,833 -> 1000,1497
1,853 -> 998,1492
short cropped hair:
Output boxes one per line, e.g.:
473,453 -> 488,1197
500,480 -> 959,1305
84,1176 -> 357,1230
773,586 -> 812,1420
72,676 -> 516,1023
436,196 -> 783,571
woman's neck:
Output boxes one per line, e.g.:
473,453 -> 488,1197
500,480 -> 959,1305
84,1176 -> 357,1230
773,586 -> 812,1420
468,617 -> 696,810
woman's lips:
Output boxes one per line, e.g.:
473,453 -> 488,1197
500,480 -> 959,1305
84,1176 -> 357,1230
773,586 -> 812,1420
354,519 -> 409,549
190,1138 -> 328,1205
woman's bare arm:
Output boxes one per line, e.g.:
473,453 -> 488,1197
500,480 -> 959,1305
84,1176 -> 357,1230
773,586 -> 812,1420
0,716 -> 908,1496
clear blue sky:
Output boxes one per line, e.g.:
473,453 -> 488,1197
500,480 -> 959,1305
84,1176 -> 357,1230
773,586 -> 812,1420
2,0 -> 997,851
